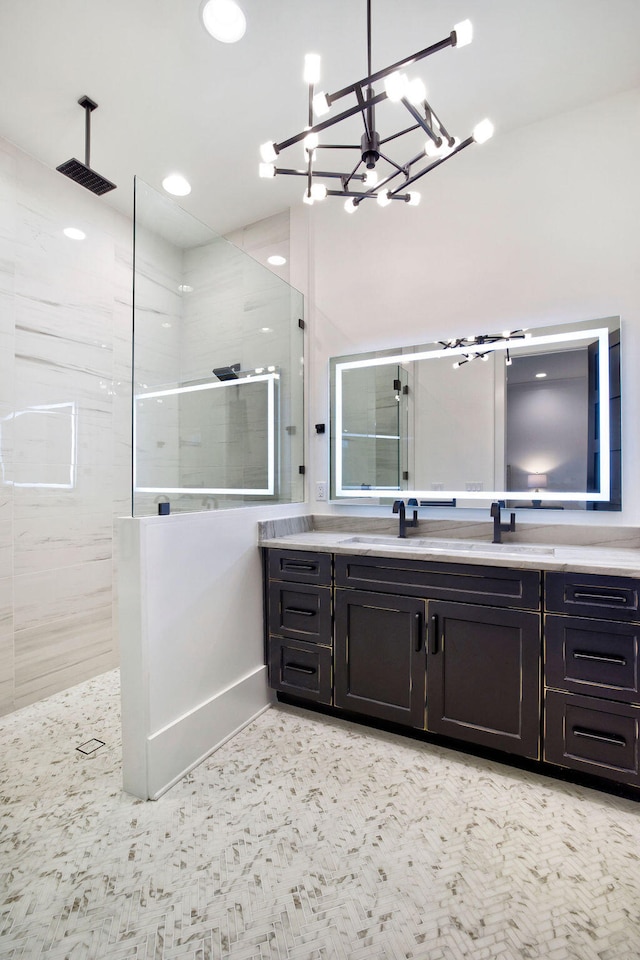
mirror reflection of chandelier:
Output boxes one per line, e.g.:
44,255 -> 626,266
259,0 -> 494,211
439,330 -> 529,368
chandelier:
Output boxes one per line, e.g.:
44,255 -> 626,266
439,331 -> 528,368
258,0 -> 494,211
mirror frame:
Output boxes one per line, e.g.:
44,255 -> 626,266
331,319 -> 619,506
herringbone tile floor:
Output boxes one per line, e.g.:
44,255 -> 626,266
1,670 -> 639,959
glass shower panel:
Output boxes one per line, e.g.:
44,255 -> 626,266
132,178 -> 304,516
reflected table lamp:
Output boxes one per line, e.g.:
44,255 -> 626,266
527,472 -> 548,508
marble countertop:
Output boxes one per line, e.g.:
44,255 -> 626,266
258,526 -> 640,577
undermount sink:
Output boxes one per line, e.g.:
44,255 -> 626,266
341,535 -> 555,557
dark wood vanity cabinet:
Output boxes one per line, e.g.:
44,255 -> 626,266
427,601 -> 541,759
332,554 -> 541,758
266,549 -> 333,704
544,572 -> 640,787
334,589 -> 426,727
264,547 -> 640,792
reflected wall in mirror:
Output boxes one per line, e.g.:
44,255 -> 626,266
330,316 -> 621,511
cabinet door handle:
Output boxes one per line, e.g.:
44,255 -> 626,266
572,590 -> 629,604
283,561 -> 316,572
284,662 -> 316,675
284,607 -> 316,617
573,650 -> 627,666
414,612 -> 422,653
572,726 -> 627,747
431,613 -> 439,655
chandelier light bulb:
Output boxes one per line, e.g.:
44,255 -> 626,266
424,137 -> 442,158
310,183 -> 327,201
407,192 -> 421,206
303,131 -> 319,152
312,91 -> 331,117
344,198 -> 358,213
406,78 -> 427,105
453,19 -> 473,47
259,141 -> 278,163
377,190 -> 392,207
364,169 -> 378,187
384,71 -> 409,102
259,162 -> 276,178
473,118 -> 495,144
302,190 -> 314,205
304,53 -> 321,85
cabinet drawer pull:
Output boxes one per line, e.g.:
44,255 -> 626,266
431,613 -> 439,655
284,662 -> 316,675
572,590 -> 629,604
283,561 -> 317,572
284,607 -> 316,617
573,650 -> 627,666
414,612 -> 422,653
572,726 -> 627,747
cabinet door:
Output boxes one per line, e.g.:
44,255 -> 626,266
334,589 -> 426,728
427,601 -> 541,759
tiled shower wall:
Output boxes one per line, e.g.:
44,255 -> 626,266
0,136 -> 133,716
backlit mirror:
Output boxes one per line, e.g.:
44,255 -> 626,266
330,317 -> 621,511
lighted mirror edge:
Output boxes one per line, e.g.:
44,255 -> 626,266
333,323 -> 614,504
133,373 -> 277,497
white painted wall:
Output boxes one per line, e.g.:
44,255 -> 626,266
303,88 -> 640,524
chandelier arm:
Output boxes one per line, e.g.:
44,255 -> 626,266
354,85 -> 372,139
315,144 -> 362,150
327,36 -> 454,106
389,136 -> 473,195
379,123 -> 421,146
400,99 -> 438,138
274,167 -> 366,181
275,91 -> 387,152
424,101 -> 454,145
326,188 -> 410,201
376,151 -> 409,175
343,158 -> 366,191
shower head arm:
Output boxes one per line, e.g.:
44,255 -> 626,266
78,96 -> 98,168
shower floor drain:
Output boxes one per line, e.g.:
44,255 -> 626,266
76,739 -> 105,756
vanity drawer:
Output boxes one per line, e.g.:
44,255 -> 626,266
335,554 -> 540,610
269,637 -> 332,703
268,549 -> 332,585
268,582 -> 331,643
545,572 -> 640,622
545,615 -> 640,703
544,690 -> 640,787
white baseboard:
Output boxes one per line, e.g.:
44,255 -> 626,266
140,666 -> 272,800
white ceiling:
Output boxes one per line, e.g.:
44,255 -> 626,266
1,0 -> 639,236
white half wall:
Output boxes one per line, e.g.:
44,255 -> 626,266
118,502 -> 306,799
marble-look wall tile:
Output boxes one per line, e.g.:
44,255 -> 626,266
0,134 -> 133,716
13,605 -> 114,709
0,576 -> 15,716
13,558 -> 112,632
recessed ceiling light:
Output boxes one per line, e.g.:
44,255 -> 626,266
535,372 -> 547,379
267,255 -> 287,266
161,322 -> 172,328
260,327 -> 273,333
63,227 -> 86,240
162,174 -> 191,196
201,0 -> 246,43
178,284 -> 194,293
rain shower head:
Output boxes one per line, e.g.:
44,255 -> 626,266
56,96 -> 116,196
212,365 -> 241,381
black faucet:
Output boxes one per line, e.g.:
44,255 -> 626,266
490,501 -> 516,544
393,499 -> 419,538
